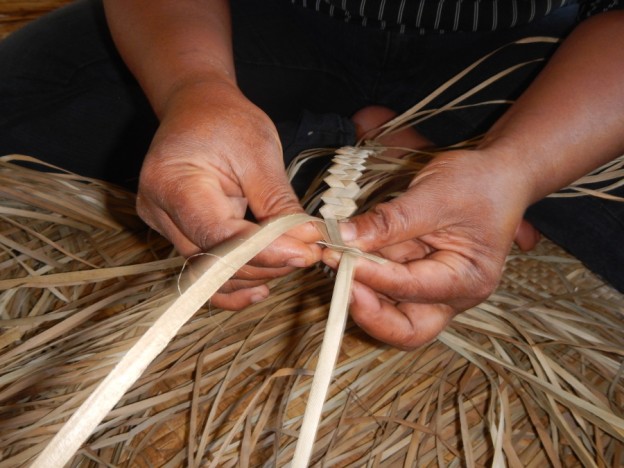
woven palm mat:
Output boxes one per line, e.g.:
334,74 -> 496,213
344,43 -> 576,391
0,154 -> 622,467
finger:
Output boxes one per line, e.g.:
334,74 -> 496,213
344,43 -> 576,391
142,183 -> 321,268
209,284 -> 270,311
241,147 -> 305,221
286,221 -> 325,245
377,238 -> 433,263
514,219 -> 540,251
349,281 -> 455,349
351,106 -> 433,153
179,254 -> 287,296
236,155 -> 324,267
247,230 -> 322,269
163,178 -> 260,251
323,249 -> 495,308
136,199 -> 206,257
337,194 -> 439,253
149,202 -> 321,270
226,263 -> 294,282
137,171 -> 259,255
242,181 -> 322,267
217,278 -> 266,294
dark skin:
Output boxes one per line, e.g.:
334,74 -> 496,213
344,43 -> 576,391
328,12 -> 624,348
104,1 -> 624,348
104,0 -> 323,309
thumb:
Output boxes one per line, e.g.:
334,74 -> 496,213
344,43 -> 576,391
514,219 -> 540,251
241,157 -> 305,222
247,173 -> 303,220
238,153 -> 322,253
338,195 -> 436,252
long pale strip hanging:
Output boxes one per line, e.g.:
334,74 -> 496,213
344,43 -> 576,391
292,146 -> 374,468
31,213 -> 319,468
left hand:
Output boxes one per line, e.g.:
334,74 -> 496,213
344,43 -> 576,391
322,149 -> 535,349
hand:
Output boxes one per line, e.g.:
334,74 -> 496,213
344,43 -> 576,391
322,149 -> 534,349
137,81 -> 321,309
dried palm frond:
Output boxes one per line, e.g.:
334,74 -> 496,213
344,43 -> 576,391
1,151 -> 623,467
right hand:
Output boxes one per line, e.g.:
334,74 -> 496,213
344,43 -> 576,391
137,80 -> 322,309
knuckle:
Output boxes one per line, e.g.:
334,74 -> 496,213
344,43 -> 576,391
393,279 -> 421,302
400,326 -> 442,350
369,203 -> 399,237
396,338 -> 421,352
189,221 -> 228,251
365,201 -> 412,244
475,280 -> 498,303
391,316 -> 433,350
256,184 -> 300,218
464,265 -> 499,304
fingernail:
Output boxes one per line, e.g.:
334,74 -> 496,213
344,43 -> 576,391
339,222 -> 357,242
250,293 -> 267,304
349,281 -> 361,305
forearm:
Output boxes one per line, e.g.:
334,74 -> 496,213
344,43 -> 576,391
479,11 -> 624,205
103,0 -> 236,117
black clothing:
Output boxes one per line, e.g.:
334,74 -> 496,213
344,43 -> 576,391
0,0 -> 622,292
290,0 -> 623,32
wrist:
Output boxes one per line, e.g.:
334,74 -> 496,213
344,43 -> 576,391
475,134 -> 550,206
444,146 -> 537,228
156,74 -> 240,119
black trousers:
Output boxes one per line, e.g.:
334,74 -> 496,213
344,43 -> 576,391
1,0 -> 622,292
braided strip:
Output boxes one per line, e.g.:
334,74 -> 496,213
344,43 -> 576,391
318,146 -> 375,245
292,146 -> 374,467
